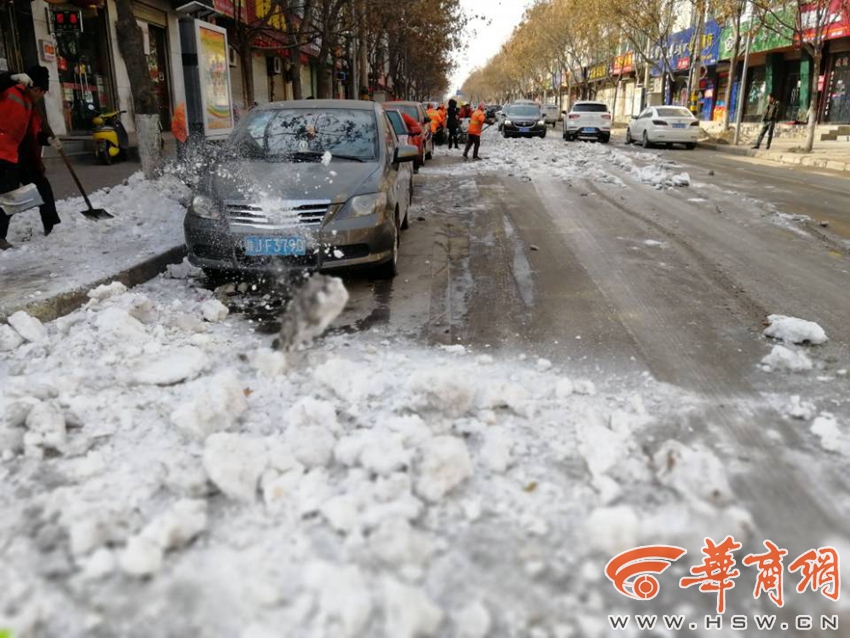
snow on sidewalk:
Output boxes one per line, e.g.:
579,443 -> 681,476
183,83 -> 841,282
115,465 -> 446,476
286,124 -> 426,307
0,272 -> 768,637
0,172 -> 190,320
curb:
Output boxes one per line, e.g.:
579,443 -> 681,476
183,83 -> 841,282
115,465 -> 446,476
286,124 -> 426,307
0,245 -> 187,325
697,141 -> 850,173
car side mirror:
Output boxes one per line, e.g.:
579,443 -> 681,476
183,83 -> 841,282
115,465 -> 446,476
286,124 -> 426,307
394,144 -> 419,163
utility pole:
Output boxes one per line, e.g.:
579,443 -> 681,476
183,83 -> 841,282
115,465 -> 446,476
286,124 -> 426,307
733,17 -> 753,146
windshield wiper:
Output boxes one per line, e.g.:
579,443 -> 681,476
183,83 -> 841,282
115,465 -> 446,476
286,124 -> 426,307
327,154 -> 367,163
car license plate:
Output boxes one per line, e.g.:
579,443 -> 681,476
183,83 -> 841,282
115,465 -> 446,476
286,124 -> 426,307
519,127 -> 530,133
672,123 -> 687,129
244,236 -> 307,257
582,127 -> 595,133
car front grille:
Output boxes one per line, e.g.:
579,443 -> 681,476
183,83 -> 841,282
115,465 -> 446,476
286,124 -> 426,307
226,200 -> 331,230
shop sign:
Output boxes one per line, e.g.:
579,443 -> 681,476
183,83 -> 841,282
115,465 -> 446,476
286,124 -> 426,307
52,10 -> 83,33
613,52 -> 635,75
39,40 -> 56,63
588,63 -> 609,81
801,0 -> 850,41
719,11 -> 794,60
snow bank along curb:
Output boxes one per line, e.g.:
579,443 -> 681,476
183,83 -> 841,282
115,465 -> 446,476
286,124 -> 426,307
697,141 -> 850,173
0,245 -> 186,324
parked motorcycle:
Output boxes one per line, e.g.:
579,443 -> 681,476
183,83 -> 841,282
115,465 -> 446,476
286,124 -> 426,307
90,106 -> 129,165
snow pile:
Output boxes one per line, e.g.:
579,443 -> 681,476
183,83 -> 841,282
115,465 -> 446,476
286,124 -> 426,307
763,314 -> 828,345
0,275 -> 796,636
633,166 -> 691,189
6,311 -> 48,344
760,344 -> 813,372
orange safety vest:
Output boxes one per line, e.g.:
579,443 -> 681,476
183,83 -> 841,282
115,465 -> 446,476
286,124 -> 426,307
0,85 -> 36,164
171,102 -> 188,143
427,108 -> 440,133
468,109 -> 486,136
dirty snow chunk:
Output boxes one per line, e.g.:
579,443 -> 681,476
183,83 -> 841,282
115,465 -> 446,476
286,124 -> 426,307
786,395 -> 816,420
277,275 -> 349,351
440,344 -> 467,355
382,577 -> 443,638
554,378 -> 574,398
321,150 -> 333,166
653,440 -> 732,505
412,369 -> 477,416
586,506 -> 640,555
811,414 -> 850,455
200,298 -> 229,323
314,358 -> 377,403
671,172 -> 691,187
286,397 -> 339,433
479,428 -> 512,474
119,535 -> 163,577
202,433 -> 268,501
131,346 -> 208,385
95,307 -> 148,343
643,239 -> 664,247
285,426 -> 335,468
763,315 -> 828,345
165,258 -> 202,280
415,436 -> 472,502
7,311 -> 48,344
250,348 -> 288,378
454,601 -> 491,638
304,562 -> 373,636
141,499 -> 208,551
24,401 -> 66,450
574,379 -> 597,396
171,370 -> 247,438
761,345 -> 813,372
360,433 -> 411,476
87,281 -> 127,301
0,324 -> 24,351
536,358 -> 553,372
82,548 -> 117,580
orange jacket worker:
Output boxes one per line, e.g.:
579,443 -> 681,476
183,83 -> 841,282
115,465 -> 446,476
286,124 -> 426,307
463,102 -> 487,160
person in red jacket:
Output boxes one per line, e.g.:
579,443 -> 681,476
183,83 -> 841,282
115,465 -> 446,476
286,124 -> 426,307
1,66 -> 60,249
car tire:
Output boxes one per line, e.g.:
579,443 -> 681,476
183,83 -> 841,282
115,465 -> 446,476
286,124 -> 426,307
540,131 -> 547,139
625,128 -> 633,144
203,268 -> 233,288
642,131 -> 653,148
375,212 -> 400,279
600,135 -> 610,144
685,142 -> 696,150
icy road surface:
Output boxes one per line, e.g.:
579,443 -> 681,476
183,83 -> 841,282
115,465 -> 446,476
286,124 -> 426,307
2,129 -> 850,637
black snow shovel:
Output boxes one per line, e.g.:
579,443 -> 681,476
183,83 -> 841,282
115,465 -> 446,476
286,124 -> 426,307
56,147 -> 114,220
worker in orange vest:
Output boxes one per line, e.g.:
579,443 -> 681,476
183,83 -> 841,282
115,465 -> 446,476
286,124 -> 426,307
426,104 -> 440,135
171,102 -> 188,161
463,102 -> 487,160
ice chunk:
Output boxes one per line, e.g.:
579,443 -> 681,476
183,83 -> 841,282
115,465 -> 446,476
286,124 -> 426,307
8,311 -> 48,344
671,172 -> 691,186
141,499 -> 208,550
321,151 -> 333,166
454,601 -> 491,638
165,258 -> 202,280
554,378 -> 574,398
286,397 -> 339,433
411,369 -> 477,417
786,395 -> 816,420
479,427 -> 512,474
761,345 -> 813,372
87,281 -> 128,301
171,371 -> 247,438
811,414 -> 850,455
573,380 -> 597,396
536,358 -> 553,372
277,275 -> 349,351
285,426 -> 335,468
763,315 -> 828,345
95,307 -> 148,343
653,440 -> 732,505
131,346 -> 208,385
415,436 -> 472,502
24,401 -> 66,450
202,432 -> 268,501
585,506 -> 640,555
119,535 -> 163,577
82,548 -> 117,580
251,348 -> 288,377
359,432 -> 410,476
0,324 -> 24,351
305,562 -> 373,636
382,577 -> 443,638
200,298 -> 229,323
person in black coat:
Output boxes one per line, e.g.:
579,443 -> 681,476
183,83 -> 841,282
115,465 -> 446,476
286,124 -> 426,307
446,98 -> 460,150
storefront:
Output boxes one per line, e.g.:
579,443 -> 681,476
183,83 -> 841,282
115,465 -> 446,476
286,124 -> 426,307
1,0 -> 38,71
823,45 -> 850,123
134,3 -> 174,129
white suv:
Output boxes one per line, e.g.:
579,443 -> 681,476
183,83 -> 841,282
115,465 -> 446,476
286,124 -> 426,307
563,101 -> 612,143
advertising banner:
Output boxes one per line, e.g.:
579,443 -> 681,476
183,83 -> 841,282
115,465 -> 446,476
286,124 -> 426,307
801,0 -> 850,41
196,22 -> 234,138
651,20 -> 721,76
719,12 -> 795,59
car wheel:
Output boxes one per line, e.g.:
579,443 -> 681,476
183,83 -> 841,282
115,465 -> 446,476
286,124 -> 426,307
685,142 -> 696,150
642,131 -> 653,148
375,212 -> 400,279
540,131 -> 547,139
202,268 -> 234,288
600,135 -> 610,144
625,128 -> 633,144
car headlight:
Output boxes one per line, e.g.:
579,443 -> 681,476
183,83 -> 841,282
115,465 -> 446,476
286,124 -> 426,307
338,193 -> 388,220
504,119 -> 512,126
190,194 -> 221,220
537,120 -> 545,126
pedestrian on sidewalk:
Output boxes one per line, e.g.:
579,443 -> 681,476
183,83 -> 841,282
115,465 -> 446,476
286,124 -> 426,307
752,94 -> 781,150
0,66 -> 60,250
447,98 -> 460,150
463,102 -> 487,161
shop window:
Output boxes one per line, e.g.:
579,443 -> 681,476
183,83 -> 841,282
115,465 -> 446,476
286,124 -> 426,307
781,72 -> 800,121
743,66 -> 766,122
824,54 -> 850,124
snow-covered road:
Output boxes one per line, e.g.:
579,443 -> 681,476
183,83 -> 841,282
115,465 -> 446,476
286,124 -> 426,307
2,129 -> 850,637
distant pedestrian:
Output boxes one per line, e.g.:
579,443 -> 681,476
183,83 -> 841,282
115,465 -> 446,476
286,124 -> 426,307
171,102 -> 189,161
447,98 -> 459,150
0,65 -> 60,249
752,94 -> 781,150
463,102 -> 487,161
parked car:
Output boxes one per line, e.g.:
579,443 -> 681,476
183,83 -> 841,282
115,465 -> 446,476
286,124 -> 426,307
485,104 -> 501,125
501,103 -> 547,138
184,100 -> 418,280
384,102 -> 426,167
626,106 -> 700,149
386,100 -> 434,161
541,104 -> 560,127
563,101 -> 612,142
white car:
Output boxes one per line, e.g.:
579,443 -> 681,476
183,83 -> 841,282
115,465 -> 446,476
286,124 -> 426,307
541,104 -> 560,127
626,106 -> 700,149
563,101 -> 611,143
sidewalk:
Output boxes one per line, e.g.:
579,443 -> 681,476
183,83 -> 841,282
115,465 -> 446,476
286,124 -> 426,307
0,157 -> 190,324
697,137 -> 850,173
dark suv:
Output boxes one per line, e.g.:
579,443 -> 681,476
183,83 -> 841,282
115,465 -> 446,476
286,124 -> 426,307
501,104 -> 547,139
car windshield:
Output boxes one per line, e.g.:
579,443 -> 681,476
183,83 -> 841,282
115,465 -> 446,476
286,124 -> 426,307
656,107 -> 695,118
506,105 -> 540,117
226,108 -> 378,162
385,110 -> 407,136
572,103 -> 608,112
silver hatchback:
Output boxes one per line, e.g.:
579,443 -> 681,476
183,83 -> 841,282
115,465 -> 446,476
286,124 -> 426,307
184,100 -> 418,279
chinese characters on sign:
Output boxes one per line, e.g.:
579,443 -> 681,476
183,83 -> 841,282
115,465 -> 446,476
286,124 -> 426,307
606,539 -> 840,613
